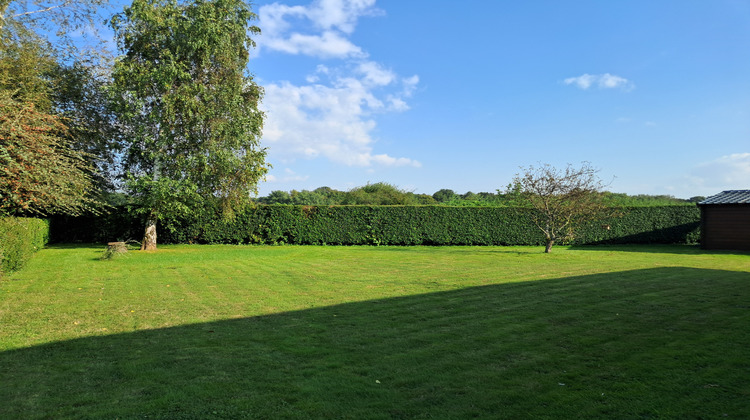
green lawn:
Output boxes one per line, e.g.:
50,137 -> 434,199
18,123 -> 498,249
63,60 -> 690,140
1,244 -> 748,419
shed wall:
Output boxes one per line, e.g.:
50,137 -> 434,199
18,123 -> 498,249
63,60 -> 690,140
700,205 -> 750,250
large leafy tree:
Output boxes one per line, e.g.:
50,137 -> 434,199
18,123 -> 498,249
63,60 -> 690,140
110,0 -> 267,250
512,162 -> 613,253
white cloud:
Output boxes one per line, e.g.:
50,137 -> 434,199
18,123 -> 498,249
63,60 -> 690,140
565,73 -> 596,89
266,168 -> 310,184
564,73 -> 634,91
258,0 -> 380,58
387,97 -> 409,112
401,75 -> 420,95
356,61 -> 396,86
263,30 -> 365,59
262,64 -> 421,168
306,0 -> 382,33
599,73 -> 629,89
371,154 -> 422,167
688,153 -> 750,190
257,1 -> 420,169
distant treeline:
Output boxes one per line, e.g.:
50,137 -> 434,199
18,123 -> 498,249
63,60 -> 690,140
253,182 -> 704,207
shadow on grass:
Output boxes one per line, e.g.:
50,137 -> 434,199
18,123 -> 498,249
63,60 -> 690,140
569,244 -> 701,254
2,268 -> 748,419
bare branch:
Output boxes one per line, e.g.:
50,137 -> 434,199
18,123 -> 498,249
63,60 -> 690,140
11,1 -> 73,18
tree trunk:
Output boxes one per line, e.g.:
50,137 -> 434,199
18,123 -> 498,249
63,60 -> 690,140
141,212 -> 157,251
544,239 -> 554,253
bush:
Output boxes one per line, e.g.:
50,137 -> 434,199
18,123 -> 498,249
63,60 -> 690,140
0,217 -> 50,275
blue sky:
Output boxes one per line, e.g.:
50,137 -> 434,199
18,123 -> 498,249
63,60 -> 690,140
246,0 -> 750,198
73,0 -> 747,197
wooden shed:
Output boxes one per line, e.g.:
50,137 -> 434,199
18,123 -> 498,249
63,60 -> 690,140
698,190 -> 750,250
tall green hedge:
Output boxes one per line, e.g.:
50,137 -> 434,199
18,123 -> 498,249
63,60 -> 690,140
0,217 -> 50,275
50,205 -> 700,247
575,206 -> 701,245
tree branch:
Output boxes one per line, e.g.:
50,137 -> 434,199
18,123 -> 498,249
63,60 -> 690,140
11,1 -> 73,18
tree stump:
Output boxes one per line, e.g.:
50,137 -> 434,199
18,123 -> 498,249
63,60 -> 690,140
106,242 -> 127,254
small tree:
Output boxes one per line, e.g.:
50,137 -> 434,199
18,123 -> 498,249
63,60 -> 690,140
512,162 -> 611,253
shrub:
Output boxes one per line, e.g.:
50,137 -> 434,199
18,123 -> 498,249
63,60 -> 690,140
0,217 -> 50,275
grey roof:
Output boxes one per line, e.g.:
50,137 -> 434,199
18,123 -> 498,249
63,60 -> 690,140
699,190 -> 750,205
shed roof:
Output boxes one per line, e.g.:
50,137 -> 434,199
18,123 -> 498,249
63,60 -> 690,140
699,190 -> 750,205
